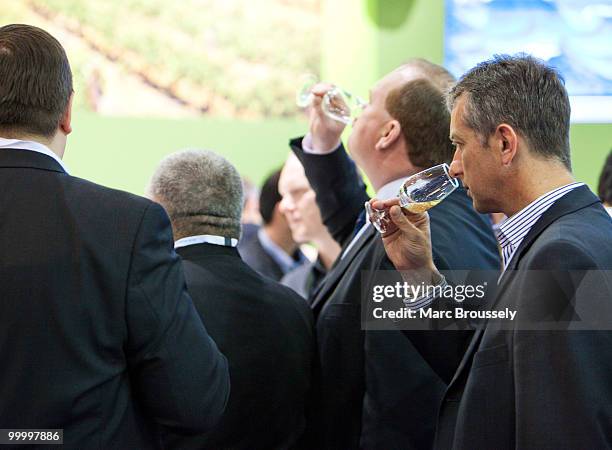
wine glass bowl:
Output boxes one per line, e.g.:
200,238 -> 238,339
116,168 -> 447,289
296,75 -> 366,124
367,163 -> 459,234
322,87 -> 367,125
296,73 -> 318,108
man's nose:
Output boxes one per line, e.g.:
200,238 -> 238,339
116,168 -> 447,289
449,150 -> 463,179
279,198 -> 292,214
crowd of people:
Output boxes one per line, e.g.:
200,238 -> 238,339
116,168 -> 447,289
1,23 -> 612,450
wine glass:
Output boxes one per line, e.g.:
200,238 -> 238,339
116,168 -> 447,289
296,74 -> 367,125
365,163 -> 459,234
296,74 -> 319,108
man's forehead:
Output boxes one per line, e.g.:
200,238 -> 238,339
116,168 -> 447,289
279,159 -> 309,191
449,95 -> 468,138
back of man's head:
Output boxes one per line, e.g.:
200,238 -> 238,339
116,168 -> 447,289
147,149 -> 243,240
447,53 -> 571,170
259,169 -> 283,225
598,150 -> 612,206
386,60 -> 456,168
0,24 -> 72,139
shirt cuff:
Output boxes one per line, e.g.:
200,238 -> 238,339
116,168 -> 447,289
402,274 -> 448,310
302,133 -> 342,155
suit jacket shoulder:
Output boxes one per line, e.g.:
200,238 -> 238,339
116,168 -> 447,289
238,230 -> 284,280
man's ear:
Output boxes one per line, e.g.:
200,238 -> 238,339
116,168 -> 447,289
375,119 -> 401,151
496,123 -> 518,166
59,93 -> 74,135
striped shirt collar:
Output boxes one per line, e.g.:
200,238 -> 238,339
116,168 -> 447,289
497,182 -> 585,270
0,137 -> 69,173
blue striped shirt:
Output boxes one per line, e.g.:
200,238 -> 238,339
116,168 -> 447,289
497,182 -> 585,271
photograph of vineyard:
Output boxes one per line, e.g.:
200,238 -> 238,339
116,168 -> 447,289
2,0 -> 321,119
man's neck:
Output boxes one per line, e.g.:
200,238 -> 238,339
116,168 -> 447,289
503,165 -> 575,217
366,149 -> 419,192
3,132 -> 64,159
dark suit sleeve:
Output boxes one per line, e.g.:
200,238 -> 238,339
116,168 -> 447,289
514,240 -> 612,449
124,202 -> 229,432
290,136 -> 369,246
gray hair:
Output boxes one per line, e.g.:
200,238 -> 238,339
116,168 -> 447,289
447,54 -> 571,169
147,149 -> 243,239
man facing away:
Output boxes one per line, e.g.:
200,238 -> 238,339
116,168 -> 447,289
376,54 -> 612,449
278,153 -> 341,300
0,25 -> 229,449
147,149 -> 315,450
290,59 -> 500,449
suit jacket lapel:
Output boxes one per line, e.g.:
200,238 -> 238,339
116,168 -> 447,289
311,225 -> 376,311
495,185 -> 600,298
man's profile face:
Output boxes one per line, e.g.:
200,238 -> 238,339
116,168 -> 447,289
449,95 -> 502,213
278,156 -> 325,244
347,67 -> 417,171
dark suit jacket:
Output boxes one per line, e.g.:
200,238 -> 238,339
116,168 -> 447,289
290,137 -> 500,449
281,258 -> 327,301
435,186 -> 612,450
0,149 -> 229,450
238,230 -> 285,280
163,243 -> 315,450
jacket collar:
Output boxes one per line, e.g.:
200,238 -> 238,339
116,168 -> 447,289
0,148 -> 66,174
496,185 -> 600,291
176,242 -> 240,261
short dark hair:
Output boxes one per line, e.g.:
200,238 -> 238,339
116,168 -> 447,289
386,78 -> 455,168
447,54 -> 571,170
0,24 -> 73,138
259,169 -> 283,225
598,150 -> 612,205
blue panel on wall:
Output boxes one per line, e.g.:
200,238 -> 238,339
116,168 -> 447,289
445,0 -> 612,122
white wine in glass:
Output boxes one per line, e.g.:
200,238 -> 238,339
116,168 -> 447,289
366,163 -> 459,234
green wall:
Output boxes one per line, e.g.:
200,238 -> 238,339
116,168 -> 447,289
64,112 -> 307,195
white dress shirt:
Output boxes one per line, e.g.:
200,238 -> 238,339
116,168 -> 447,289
175,234 -> 238,249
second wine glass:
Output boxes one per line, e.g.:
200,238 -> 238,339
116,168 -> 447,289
365,163 -> 459,234
296,74 -> 366,125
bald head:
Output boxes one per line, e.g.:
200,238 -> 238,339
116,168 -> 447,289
401,58 -> 455,92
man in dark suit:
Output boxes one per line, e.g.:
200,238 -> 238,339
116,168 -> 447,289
378,54 -> 612,449
290,59 -> 500,449
147,149 -> 315,449
0,25 -> 229,449
239,169 -> 308,281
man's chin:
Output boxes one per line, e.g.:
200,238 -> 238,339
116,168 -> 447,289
291,230 -> 309,245
471,198 -> 495,215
